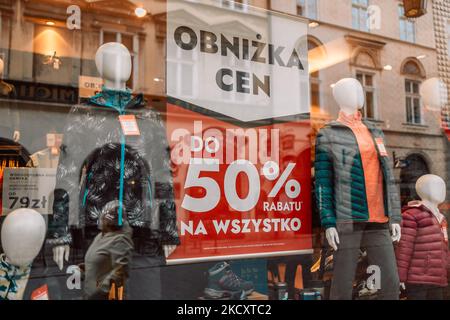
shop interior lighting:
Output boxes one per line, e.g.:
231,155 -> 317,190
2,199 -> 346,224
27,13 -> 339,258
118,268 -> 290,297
46,21 -> 55,26
135,7 -> 147,18
309,21 -> 319,28
383,65 -> 393,71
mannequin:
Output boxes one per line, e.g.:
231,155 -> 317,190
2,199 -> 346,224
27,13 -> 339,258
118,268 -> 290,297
326,78 -> 401,249
396,174 -> 449,299
0,58 -> 20,142
314,78 -> 402,299
49,42 -> 179,299
51,43 -> 178,269
0,209 -> 46,299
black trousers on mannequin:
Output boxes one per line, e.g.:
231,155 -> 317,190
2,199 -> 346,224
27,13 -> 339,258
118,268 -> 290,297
330,222 -> 399,300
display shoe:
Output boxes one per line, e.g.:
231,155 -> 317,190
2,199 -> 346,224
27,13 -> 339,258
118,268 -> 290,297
204,262 -> 254,299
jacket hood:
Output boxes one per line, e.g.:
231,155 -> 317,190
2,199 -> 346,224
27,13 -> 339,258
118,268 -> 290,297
88,87 -> 146,110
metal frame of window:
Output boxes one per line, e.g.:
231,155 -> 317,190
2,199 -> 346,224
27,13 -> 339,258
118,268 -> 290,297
356,71 -> 377,119
352,0 -> 369,32
399,4 -> 416,43
405,79 -> 422,124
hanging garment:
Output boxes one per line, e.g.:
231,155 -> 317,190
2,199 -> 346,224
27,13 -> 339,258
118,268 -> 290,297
47,88 -> 179,250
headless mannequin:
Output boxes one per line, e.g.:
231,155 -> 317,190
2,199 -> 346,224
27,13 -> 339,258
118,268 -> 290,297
399,174 -> 447,289
0,58 -> 20,142
1,209 -> 46,299
325,78 -> 401,251
53,42 -> 176,269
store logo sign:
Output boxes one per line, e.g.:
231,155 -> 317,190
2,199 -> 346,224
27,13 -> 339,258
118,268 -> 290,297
366,265 -> 381,290
167,0 -> 310,122
66,265 -> 81,290
66,5 -> 81,30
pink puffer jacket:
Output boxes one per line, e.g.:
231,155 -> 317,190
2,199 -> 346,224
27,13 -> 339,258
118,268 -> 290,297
396,204 -> 449,287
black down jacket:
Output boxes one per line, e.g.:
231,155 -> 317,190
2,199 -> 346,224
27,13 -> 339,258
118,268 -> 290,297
47,88 -> 179,249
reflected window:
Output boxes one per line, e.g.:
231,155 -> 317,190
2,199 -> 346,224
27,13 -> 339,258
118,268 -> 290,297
352,0 -> 369,32
405,79 -> 422,124
399,5 -> 416,43
356,72 -> 376,119
297,0 -> 318,20
220,0 -> 248,12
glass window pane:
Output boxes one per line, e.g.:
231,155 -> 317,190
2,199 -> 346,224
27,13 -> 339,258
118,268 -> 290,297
366,91 -> 374,118
400,21 -> 407,41
352,8 -> 359,29
414,98 -> 421,123
406,97 -> 412,122
405,80 -> 411,93
356,73 -> 363,84
365,74 -> 373,87
412,82 -> 419,94
407,22 -> 415,42
360,9 -> 368,32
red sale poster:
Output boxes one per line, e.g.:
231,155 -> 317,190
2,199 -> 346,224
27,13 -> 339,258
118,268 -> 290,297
165,0 -> 312,264
165,103 -> 312,264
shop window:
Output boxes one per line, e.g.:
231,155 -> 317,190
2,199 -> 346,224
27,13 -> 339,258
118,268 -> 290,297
405,79 -> 422,124
100,31 -> 139,90
220,0 -> 248,12
399,5 -> 416,43
356,72 -> 376,119
297,0 -> 318,20
352,0 -> 369,32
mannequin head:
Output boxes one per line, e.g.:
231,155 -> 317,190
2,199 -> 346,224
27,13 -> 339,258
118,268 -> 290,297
332,78 -> 365,115
1,209 -> 46,267
95,42 -> 132,91
416,174 -> 446,205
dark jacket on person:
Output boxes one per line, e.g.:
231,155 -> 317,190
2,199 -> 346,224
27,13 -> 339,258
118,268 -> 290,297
314,120 -> 401,228
47,88 -> 179,251
396,203 -> 449,287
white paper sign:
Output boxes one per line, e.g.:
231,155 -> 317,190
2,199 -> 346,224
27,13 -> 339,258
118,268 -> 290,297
2,168 -> 56,215
167,0 -> 310,122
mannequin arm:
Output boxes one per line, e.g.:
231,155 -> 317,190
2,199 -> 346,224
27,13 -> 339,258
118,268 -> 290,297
325,227 -> 340,251
13,130 -> 20,142
391,223 -> 401,242
53,245 -> 70,270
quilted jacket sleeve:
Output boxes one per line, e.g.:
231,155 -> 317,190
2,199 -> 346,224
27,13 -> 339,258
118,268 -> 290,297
314,128 -> 336,229
395,210 -> 417,283
147,111 -> 180,246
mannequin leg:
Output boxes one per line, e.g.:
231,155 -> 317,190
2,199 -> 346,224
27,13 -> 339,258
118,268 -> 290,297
363,224 -> 399,300
329,223 -> 364,300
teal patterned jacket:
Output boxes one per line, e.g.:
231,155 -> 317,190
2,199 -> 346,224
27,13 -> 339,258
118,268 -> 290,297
314,121 -> 401,229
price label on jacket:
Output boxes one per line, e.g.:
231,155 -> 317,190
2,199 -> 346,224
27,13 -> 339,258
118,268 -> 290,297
2,168 -> 57,215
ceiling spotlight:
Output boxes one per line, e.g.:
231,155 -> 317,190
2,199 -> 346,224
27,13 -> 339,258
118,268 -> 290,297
135,7 -> 147,18
309,21 -> 319,28
383,65 -> 393,71
330,83 -> 336,88
46,21 -> 55,26
417,54 -> 427,60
